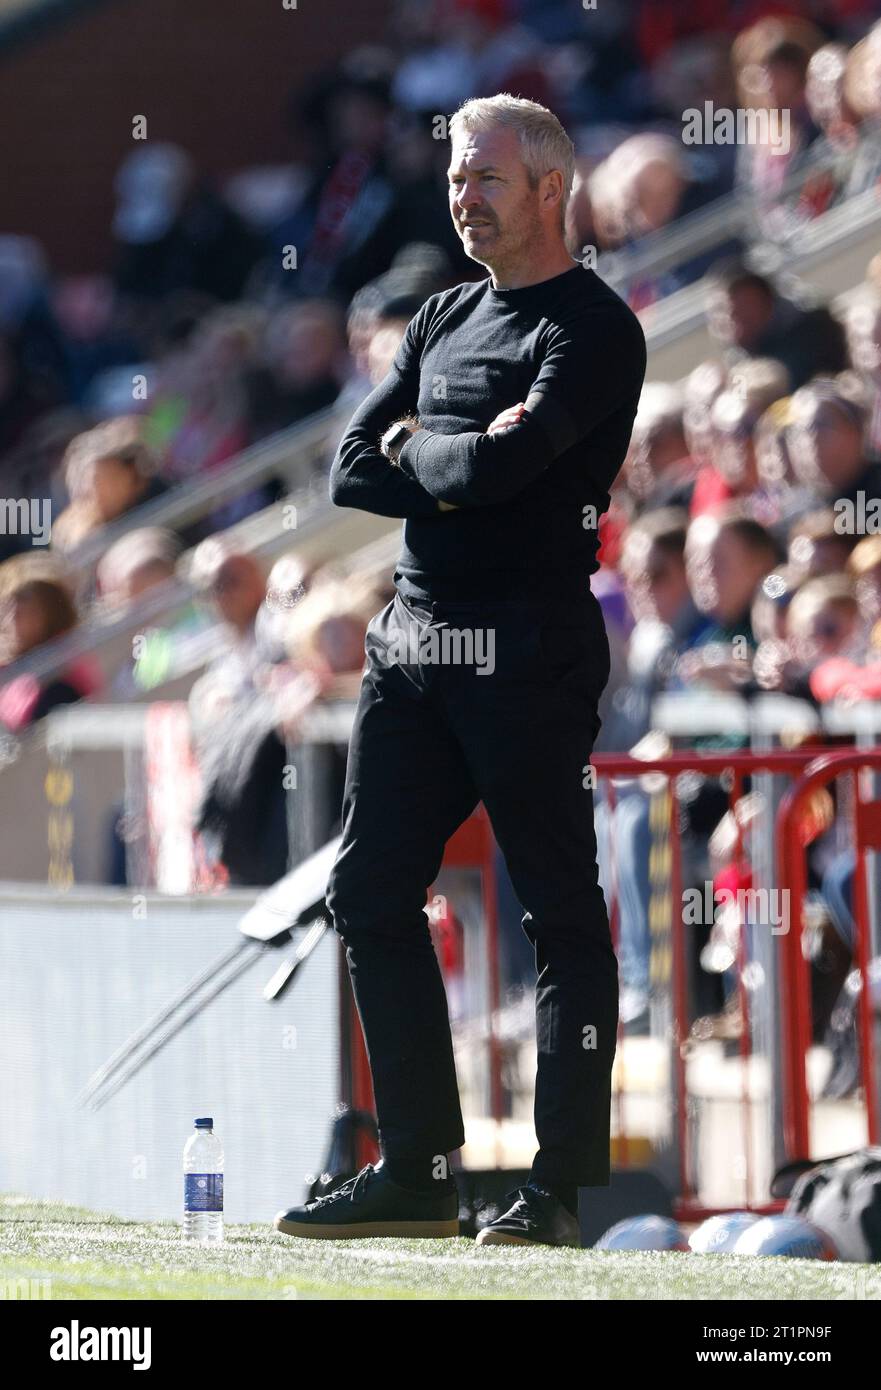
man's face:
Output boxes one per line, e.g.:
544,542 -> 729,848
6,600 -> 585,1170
788,400 -> 864,491
788,532 -> 852,578
711,394 -> 756,489
687,521 -> 767,626
633,159 -> 683,234
209,556 -> 266,632
708,284 -> 773,351
645,543 -> 690,626
448,126 -> 553,275
93,455 -> 142,521
622,534 -> 689,626
790,599 -> 859,663
625,423 -> 688,500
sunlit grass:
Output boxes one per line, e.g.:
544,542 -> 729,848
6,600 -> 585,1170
1,1194 -> 876,1300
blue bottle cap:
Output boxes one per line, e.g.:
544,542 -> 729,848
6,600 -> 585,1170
194,1117 -> 213,1128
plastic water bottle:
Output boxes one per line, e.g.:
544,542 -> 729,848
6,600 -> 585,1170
183,1117 -> 224,1243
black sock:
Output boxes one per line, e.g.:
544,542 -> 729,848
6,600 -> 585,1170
529,1177 -> 578,1217
384,1150 -> 457,1195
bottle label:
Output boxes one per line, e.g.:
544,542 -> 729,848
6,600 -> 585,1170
184,1173 -> 223,1212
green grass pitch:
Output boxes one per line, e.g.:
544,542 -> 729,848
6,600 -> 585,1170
1,1194 -> 877,1300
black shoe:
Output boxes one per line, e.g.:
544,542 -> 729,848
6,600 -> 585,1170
475,1183 -> 581,1248
273,1162 -> 459,1240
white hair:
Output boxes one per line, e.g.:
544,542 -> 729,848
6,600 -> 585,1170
448,93 -> 575,228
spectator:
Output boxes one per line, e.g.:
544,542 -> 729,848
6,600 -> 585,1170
0,407 -> 88,563
787,508 -> 858,578
750,564 -> 802,692
92,527 -> 215,702
796,44 -> 862,221
390,6 -> 551,121
51,275 -> 141,410
246,300 -> 347,441
609,507 -> 709,748
624,382 -> 692,509
678,511 -> 782,690
848,535 -> 881,651
340,110 -> 473,286
842,22 -> 881,200
844,285 -> 881,453
283,572 -> 380,704
112,144 -> 262,304
187,540 -> 290,886
734,31 -> 822,237
810,546 -> 881,704
149,306 -> 263,485
189,539 -> 269,692
750,568 -> 865,704
754,395 -> 797,499
188,555 -> 376,885
705,260 -> 849,388
705,357 -> 791,511
594,134 -> 741,304
682,359 -> 734,516
269,570 -> 386,856
269,63 -> 400,302
0,554 -> 100,731
787,374 -> 880,506
335,247 -> 454,408
51,417 -> 168,553
787,572 -> 863,668
255,550 -> 322,660
95,528 -> 182,611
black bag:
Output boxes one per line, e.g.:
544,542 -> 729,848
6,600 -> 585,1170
786,1148 -> 881,1262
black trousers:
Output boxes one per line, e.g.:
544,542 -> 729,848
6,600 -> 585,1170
325,588 -> 618,1187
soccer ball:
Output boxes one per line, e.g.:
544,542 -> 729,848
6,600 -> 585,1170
688,1212 -> 760,1254
596,1214 -> 689,1251
732,1215 -> 839,1259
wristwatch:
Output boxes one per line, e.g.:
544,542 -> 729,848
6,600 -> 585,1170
380,420 -> 413,465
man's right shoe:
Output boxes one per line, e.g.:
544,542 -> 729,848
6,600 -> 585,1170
273,1162 -> 459,1240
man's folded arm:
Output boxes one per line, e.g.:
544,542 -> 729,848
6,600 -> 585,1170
329,368 -> 444,519
396,306 -> 647,507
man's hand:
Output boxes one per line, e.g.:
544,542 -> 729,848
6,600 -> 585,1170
487,402 -> 527,434
434,404 -> 527,511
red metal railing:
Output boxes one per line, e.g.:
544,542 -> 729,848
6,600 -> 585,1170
594,749 -> 821,1212
346,747 -> 881,1206
776,749 -> 881,1161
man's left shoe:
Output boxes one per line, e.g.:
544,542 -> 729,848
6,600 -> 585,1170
475,1184 -> 581,1248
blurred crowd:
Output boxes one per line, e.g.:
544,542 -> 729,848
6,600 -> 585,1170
2,2 -> 881,1060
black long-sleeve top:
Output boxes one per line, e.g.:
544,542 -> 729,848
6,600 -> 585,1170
329,263 -> 647,602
